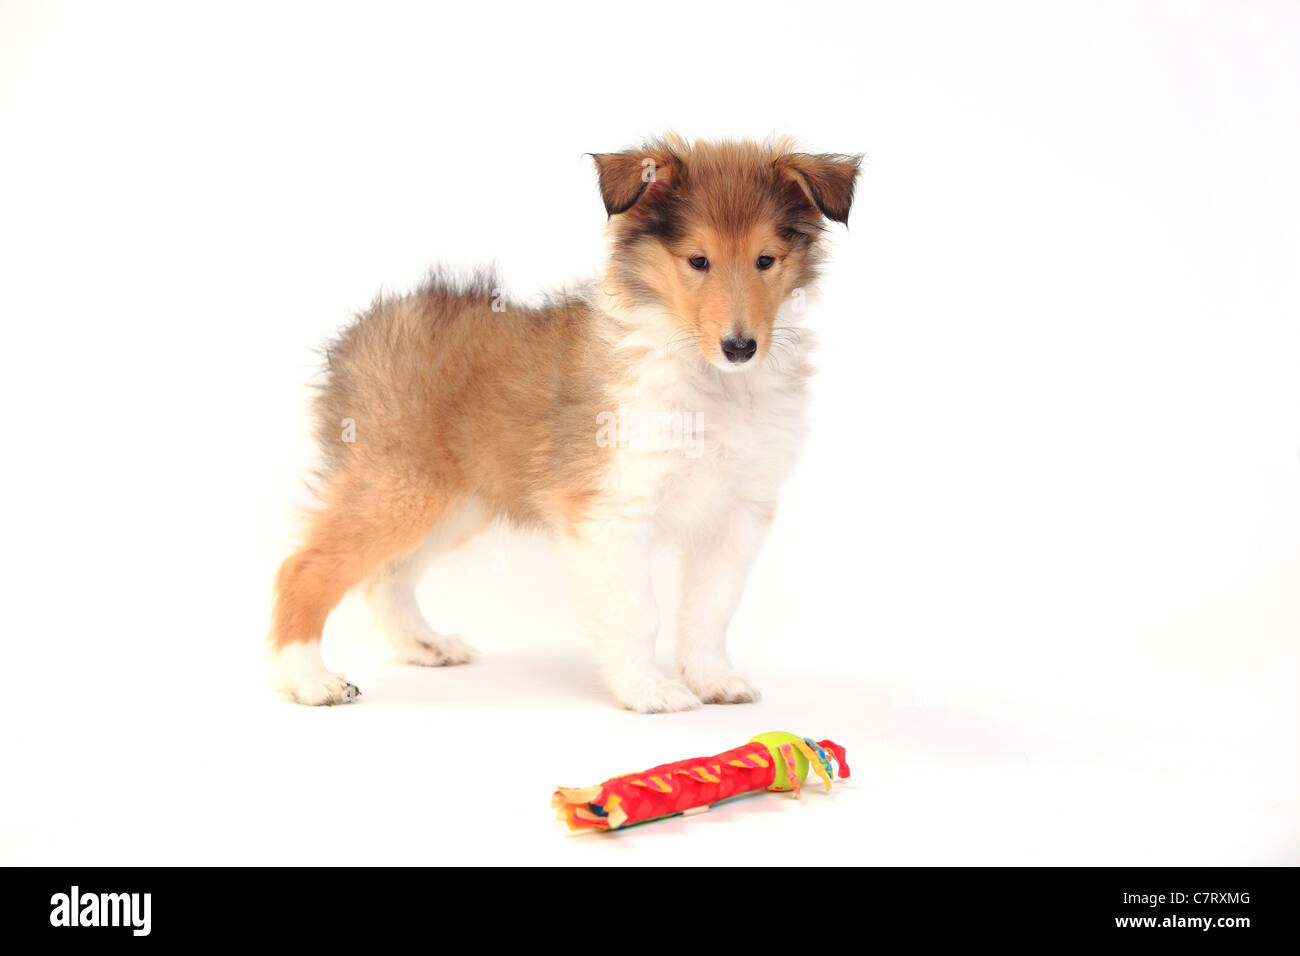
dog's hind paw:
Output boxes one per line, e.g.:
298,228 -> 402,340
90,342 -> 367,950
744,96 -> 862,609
401,633 -> 476,667
289,673 -> 361,706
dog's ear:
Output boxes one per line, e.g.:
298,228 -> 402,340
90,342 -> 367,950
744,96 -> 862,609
776,152 -> 862,225
589,147 -> 678,217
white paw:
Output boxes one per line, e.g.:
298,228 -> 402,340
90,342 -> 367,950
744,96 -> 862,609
273,643 -> 360,706
613,674 -> 702,714
682,667 -> 761,704
289,672 -> 361,706
400,633 -> 476,667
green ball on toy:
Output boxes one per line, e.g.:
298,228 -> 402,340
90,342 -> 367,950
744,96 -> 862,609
750,731 -> 809,791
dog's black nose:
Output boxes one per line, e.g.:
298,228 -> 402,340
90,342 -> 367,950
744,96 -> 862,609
721,336 -> 757,364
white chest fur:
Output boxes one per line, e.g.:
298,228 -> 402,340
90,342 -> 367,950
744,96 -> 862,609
589,298 -> 814,542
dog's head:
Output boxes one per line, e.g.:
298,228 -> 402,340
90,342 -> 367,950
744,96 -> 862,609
591,135 -> 859,371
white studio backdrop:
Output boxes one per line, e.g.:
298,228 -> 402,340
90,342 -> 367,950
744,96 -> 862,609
0,1 -> 1296,864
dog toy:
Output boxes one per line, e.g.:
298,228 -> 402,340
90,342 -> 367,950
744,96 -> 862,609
552,731 -> 850,831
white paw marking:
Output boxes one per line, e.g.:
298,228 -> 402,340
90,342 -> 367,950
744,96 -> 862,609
273,642 -> 360,706
682,667 -> 761,704
291,672 -> 361,706
615,674 -> 702,714
400,633 -> 476,667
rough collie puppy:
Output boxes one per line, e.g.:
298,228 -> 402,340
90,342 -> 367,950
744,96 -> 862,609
271,135 -> 859,711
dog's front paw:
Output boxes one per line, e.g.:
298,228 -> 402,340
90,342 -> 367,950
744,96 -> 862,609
681,665 -> 761,704
610,673 -> 702,714
288,672 -> 361,706
401,633 -> 476,667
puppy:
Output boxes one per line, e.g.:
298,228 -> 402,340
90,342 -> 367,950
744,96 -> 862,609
270,134 -> 859,711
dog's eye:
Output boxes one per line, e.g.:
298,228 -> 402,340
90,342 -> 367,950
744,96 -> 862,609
756,255 -> 776,270
688,256 -> 709,271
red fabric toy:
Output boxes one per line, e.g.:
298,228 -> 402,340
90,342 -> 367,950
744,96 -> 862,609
553,731 -> 850,831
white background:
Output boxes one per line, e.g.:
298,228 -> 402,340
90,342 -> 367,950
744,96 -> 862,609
1,0 -> 1296,865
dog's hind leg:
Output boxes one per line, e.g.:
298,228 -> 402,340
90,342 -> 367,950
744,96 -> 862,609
270,472 -> 449,705
363,497 -> 491,667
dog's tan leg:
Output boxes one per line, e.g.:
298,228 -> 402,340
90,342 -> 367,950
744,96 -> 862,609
270,474 -> 448,704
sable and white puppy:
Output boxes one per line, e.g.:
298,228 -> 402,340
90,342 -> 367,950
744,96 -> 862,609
271,135 -> 859,711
